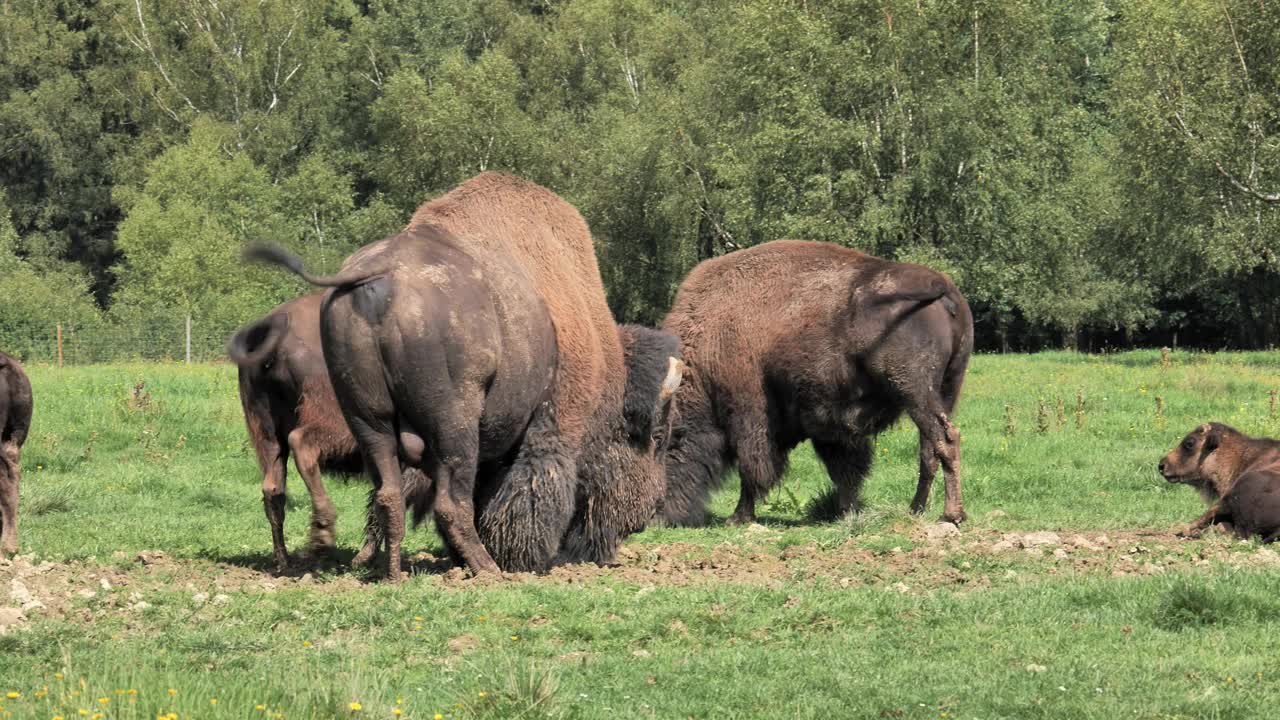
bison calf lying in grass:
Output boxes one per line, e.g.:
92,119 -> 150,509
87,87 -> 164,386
228,294 -> 432,573
0,350 -> 32,556
659,239 -> 974,528
1160,422 -> 1280,543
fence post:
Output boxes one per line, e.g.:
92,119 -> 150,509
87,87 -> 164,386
185,314 -> 192,364
56,322 -> 63,368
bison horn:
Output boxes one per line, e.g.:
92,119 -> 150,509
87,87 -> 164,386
660,357 -> 685,401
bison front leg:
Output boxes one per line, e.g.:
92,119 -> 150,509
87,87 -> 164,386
0,446 -> 20,556
814,436 -> 873,518
288,427 -> 337,556
728,412 -> 784,526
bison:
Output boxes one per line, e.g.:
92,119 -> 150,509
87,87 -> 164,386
558,325 -> 684,565
1,350 -> 32,556
1160,422 -> 1280,542
249,172 -> 660,578
659,239 -> 974,528
227,293 -> 432,573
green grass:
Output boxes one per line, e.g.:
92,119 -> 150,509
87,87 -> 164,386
2,351 -> 1279,719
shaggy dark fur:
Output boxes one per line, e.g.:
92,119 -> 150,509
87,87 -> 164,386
0,351 -> 32,556
227,294 -> 432,573
249,173 -> 628,578
659,240 -> 974,527
557,325 -> 684,565
1160,422 -> 1280,542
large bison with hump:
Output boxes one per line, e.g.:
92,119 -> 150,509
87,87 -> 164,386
659,240 -> 974,527
226,292 -> 432,573
1,350 -> 32,556
250,172 -> 677,578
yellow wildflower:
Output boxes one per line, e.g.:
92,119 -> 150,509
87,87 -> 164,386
127,689 -> 137,696
395,698 -> 403,705
54,716 -> 65,720
167,689 -> 177,696
53,674 -> 64,680
4,693 -> 18,700
76,711 -> 87,717
35,691 -> 47,698
434,714 -> 443,720
392,710 -> 402,718
510,635 -> 519,641
92,714 -> 103,720
349,702 -> 362,711
478,692 -> 487,698
256,705 -> 266,711
210,698 -> 218,706
414,616 -> 423,622
303,640 -> 313,648
97,698 -> 109,705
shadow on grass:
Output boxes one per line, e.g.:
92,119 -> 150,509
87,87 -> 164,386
192,546 -> 457,583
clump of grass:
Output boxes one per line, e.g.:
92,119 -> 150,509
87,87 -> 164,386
457,660 -> 562,719
1270,389 -> 1277,418
24,485 -> 78,516
805,486 -> 844,522
1074,389 -> 1086,429
1055,396 -> 1066,429
1154,580 -> 1235,631
1004,404 -> 1017,436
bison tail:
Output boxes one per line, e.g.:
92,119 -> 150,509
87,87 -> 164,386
869,279 -> 950,311
244,243 -> 382,288
227,312 -> 289,368
478,406 -> 577,572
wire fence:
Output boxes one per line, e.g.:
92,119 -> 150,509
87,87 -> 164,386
0,317 -> 242,365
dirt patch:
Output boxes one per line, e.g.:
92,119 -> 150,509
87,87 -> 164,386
2,524 -> 1275,634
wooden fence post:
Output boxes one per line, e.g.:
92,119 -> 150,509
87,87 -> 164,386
185,314 -> 192,364
56,322 -> 63,368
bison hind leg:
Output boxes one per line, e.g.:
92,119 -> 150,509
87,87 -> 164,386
0,451 -> 18,556
908,408 -> 964,524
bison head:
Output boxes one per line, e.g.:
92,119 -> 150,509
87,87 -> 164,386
1159,422 -> 1230,486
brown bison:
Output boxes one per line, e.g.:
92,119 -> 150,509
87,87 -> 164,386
1,350 -> 32,556
249,172 -> 650,578
1160,422 -> 1280,542
659,240 -> 974,527
227,293 -> 432,573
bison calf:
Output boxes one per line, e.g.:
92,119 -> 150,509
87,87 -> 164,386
0,351 -> 32,556
1160,422 -> 1280,542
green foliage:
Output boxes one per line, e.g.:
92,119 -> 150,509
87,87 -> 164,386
1,0 -> 1279,346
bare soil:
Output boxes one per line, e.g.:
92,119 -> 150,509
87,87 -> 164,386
4,522 -> 1276,636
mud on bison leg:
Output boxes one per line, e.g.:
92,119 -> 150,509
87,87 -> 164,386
0,450 -> 19,556
288,427 -> 337,556
815,437 -> 873,518
432,454 -> 500,577
909,411 -> 964,524
261,451 -> 290,572
366,444 -> 410,582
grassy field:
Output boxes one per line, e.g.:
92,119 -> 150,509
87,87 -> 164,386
2,350 -> 1280,719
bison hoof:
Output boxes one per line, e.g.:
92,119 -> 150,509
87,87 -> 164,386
942,509 -> 967,525
726,512 -> 756,527
1177,526 -> 1203,539
351,546 -> 377,569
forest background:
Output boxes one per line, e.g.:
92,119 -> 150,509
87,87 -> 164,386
2,0 -> 1278,359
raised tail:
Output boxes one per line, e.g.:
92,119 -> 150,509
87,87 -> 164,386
244,244 -> 384,288
867,278 -> 956,316
226,312 -> 288,368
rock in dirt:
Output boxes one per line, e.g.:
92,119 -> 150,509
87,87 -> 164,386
1069,535 -> 1102,552
212,593 -> 230,606
9,579 -> 44,612
926,522 -> 961,540
1021,531 -> 1061,548
0,606 -> 24,631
